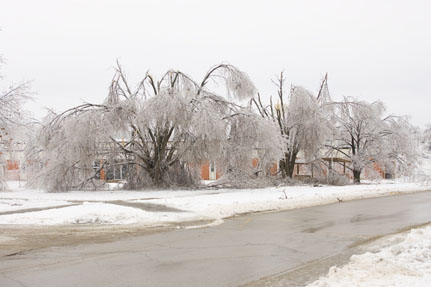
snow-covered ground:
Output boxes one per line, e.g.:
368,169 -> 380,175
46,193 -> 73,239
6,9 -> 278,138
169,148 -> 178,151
0,180 -> 429,226
1,180 -> 431,286
306,225 -> 431,287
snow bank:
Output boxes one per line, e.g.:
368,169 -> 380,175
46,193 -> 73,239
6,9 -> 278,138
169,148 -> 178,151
140,182 -> 431,222
0,181 -> 429,225
0,202 -> 197,225
306,225 -> 431,287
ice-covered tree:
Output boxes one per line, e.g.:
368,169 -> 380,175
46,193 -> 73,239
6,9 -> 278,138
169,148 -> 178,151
27,63 -> 282,191
0,55 -> 30,190
328,98 -> 418,183
422,124 -> 431,151
253,72 -> 331,178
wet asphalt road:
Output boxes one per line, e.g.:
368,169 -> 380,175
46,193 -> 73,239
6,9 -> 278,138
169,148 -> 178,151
0,192 -> 430,287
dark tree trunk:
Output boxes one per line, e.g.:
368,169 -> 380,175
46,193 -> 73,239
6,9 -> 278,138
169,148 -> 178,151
150,169 -> 163,185
147,161 -> 167,186
280,151 -> 298,178
353,169 -> 361,184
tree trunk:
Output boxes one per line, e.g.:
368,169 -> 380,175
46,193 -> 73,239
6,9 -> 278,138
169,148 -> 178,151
150,167 -> 164,185
280,152 -> 297,178
353,169 -> 361,184
146,159 -> 166,186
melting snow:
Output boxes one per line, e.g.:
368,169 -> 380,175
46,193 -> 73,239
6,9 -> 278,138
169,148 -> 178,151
0,180 -> 429,226
306,225 -> 431,287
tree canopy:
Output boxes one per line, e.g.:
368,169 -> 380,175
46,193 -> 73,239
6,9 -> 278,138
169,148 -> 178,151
27,63 -> 283,191
328,98 -> 418,183
0,55 -> 30,190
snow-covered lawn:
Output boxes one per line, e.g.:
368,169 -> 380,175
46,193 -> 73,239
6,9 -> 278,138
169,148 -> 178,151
0,197 -> 72,213
306,225 -> 431,287
0,202 -> 200,225
0,180 -> 429,226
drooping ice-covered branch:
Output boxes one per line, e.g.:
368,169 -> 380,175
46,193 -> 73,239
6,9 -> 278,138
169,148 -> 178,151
27,63 -> 281,191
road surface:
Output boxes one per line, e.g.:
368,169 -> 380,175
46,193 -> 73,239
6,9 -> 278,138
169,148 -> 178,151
0,192 -> 430,287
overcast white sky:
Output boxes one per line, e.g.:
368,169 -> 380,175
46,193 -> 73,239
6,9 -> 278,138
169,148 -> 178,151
1,0 -> 430,126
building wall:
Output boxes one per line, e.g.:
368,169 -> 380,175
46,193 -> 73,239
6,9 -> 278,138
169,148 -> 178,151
200,160 -> 221,181
1,139 -> 25,180
3,159 -> 23,180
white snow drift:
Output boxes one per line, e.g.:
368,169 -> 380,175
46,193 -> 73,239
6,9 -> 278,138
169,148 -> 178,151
306,225 -> 431,287
0,180 -> 429,226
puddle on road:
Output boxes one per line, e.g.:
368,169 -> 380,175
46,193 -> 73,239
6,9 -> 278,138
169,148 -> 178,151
108,201 -> 185,212
302,221 -> 335,233
350,213 -> 394,223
